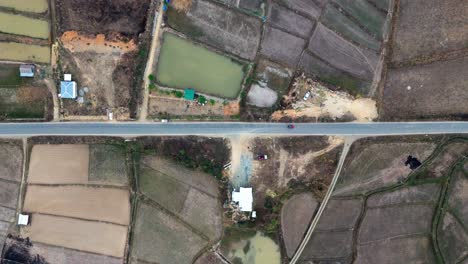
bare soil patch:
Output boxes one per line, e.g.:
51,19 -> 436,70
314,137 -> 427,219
391,0 -> 468,63
23,185 -> 130,225
56,0 -> 151,37
280,192 -> 318,258
28,214 -> 128,258
28,144 -> 89,184
356,236 -> 436,264
382,57 -> 468,120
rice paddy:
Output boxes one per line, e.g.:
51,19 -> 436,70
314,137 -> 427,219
0,0 -> 48,13
0,12 -> 49,39
0,42 -> 50,63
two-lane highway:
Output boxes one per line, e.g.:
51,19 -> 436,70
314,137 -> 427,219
1,122 -> 468,136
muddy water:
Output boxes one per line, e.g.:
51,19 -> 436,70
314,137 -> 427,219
0,42 -> 50,63
0,0 -> 48,13
0,12 -> 49,39
225,231 -> 281,264
156,33 -> 245,99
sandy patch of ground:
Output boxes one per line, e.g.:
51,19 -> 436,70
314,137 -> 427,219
247,84 -> 278,108
60,31 -> 137,53
272,75 -> 377,122
224,101 -> 240,116
26,214 -> 127,258
28,144 -> 89,184
23,185 -> 130,225
229,135 -> 253,184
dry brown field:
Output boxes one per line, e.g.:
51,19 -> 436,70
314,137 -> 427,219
23,185 -> 130,225
28,144 -> 89,184
29,214 -> 128,258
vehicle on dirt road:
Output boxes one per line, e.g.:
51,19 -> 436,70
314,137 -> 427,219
257,155 -> 268,160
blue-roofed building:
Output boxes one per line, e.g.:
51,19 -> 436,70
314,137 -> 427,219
19,64 -> 35,77
60,81 -> 77,99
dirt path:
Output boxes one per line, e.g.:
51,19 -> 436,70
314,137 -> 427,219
139,3 -> 164,121
44,79 -> 60,121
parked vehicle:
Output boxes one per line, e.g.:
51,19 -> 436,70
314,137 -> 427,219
303,91 -> 311,100
257,154 -> 268,160
161,119 -> 168,123
287,124 -> 295,129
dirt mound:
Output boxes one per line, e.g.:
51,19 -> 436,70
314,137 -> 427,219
56,0 -> 151,37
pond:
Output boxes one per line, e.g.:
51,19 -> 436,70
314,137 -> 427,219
0,0 -> 48,13
155,33 -> 245,99
0,12 -> 49,39
0,42 -> 50,63
221,230 -> 281,264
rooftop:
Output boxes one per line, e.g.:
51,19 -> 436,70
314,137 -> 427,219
60,81 -> 77,99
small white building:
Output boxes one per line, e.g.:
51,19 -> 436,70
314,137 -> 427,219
232,187 -> 253,212
17,214 -> 29,226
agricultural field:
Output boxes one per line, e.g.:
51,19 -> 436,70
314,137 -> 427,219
0,0 -> 51,64
0,140 -> 22,242
0,12 -> 49,39
130,137 -> 227,264
155,33 -> 245,99
19,142 -> 131,262
299,135 -> 468,263
381,56 -> 468,120
380,0 -> 468,121
0,42 -> 50,63
0,0 -> 48,13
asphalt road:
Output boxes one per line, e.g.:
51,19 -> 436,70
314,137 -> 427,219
0,122 -> 468,136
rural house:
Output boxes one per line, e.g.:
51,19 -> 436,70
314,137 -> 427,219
19,64 -> 35,77
232,187 -> 253,212
60,74 -> 77,99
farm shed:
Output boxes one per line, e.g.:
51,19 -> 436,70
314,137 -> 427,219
184,88 -> 195,101
232,187 -> 253,212
60,81 -> 77,99
19,64 -> 35,77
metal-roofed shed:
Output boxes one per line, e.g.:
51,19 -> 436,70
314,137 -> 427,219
60,81 -> 77,99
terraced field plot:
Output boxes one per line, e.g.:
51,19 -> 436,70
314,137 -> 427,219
0,42 -> 50,63
156,33 -> 245,99
0,12 -> 49,39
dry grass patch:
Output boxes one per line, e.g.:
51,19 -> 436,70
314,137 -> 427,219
172,0 -> 193,12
